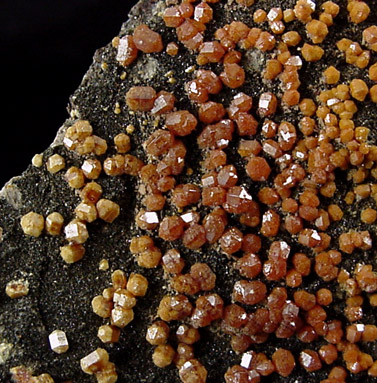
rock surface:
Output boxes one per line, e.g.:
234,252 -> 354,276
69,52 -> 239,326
1,0 -> 377,382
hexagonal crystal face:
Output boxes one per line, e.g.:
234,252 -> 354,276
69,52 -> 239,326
48,330 -> 69,354
64,220 -> 89,244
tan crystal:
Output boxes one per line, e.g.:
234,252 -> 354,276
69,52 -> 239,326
174,343 -> 195,369
176,324 -> 200,344
99,259 -> 109,271
81,181 -> 103,204
48,330 -> 69,354
97,325 -> 120,344
80,348 -> 109,375
301,43 -> 324,61
127,273 -> 148,296
81,158 -> 102,179
124,154 -> 144,176
306,20 -> 328,43
93,135 -> 108,156
10,366 -> 33,382
33,373 -> 55,383
102,287 -> 115,302
46,154 -> 65,174
157,295 -> 193,321
5,279 -> 29,299
111,306 -> 134,328
92,295 -> 113,318
135,209 -> 159,230
65,166 -> 86,189
60,244 -> 85,264
162,249 -> 185,274
75,202 -> 98,223
111,270 -> 127,289
75,135 -> 95,155
146,321 -> 170,345
96,361 -> 118,383
64,219 -> 89,244
103,155 -> 125,176
152,344 -> 176,368
32,153 -> 43,167
44,212 -> 64,235
96,199 -> 120,223
65,120 -> 92,142
113,288 -> 137,309
137,246 -> 162,268
20,211 -> 44,237
166,42 -> 179,56
114,133 -> 131,153
179,359 -> 207,383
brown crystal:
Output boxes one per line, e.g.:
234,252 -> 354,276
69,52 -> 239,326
182,224 -> 207,250
96,199 -> 120,223
162,249 -> 185,274
157,294 -> 193,321
236,253 -> 262,279
116,35 -> 138,66
271,348 -> 295,377
220,227 -> 243,255
151,91 -> 176,115
198,101 -> 226,124
258,92 -> 278,117
246,157 -> 271,181
163,6 -> 184,28
179,359 -> 207,383
196,69 -> 223,94
220,63 -> 246,88
203,211 -> 226,243
198,41 -> 226,64
133,24 -> 163,53
166,110 -> 198,136
144,129 -> 174,157
126,86 -> 157,111
159,216 -> 185,241
146,321 -> 170,346
233,280 -> 267,305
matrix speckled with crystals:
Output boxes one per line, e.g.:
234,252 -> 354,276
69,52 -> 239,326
2,0 -> 377,382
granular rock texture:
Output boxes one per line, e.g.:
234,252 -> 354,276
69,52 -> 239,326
1,0 -> 377,382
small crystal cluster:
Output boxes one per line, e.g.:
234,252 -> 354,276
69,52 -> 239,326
80,348 -> 117,383
91,270 -> 148,341
63,120 -> 107,156
10,366 -> 54,383
22,123 -> 123,265
145,319 -> 208,383
20,211 -> 65,239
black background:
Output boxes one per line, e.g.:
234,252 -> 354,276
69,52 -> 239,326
0,0 -> 138,187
